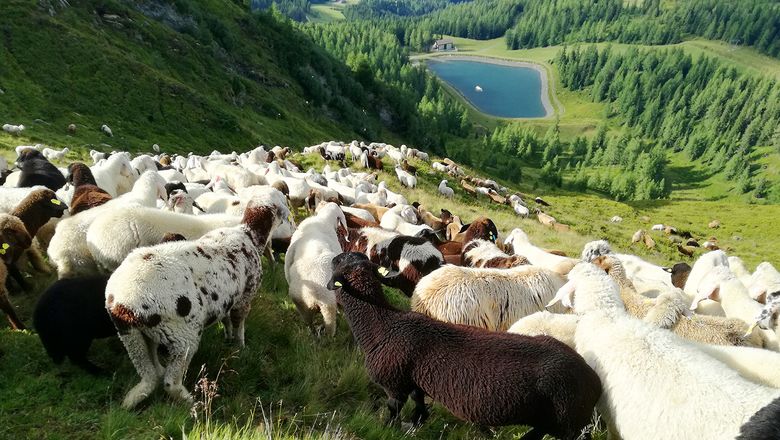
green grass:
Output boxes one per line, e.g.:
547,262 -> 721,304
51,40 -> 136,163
0,0 -> 374,155
306,0 -> 359,23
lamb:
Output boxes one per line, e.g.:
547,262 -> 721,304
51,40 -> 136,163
100,124 -> 113,137
284,202 -> 348,337
42,147 -> 70,161
547,262 -> 780,440
106,200 -> 284,409
327,252 -> 601,439
415,205 -> 451,231
48,170 -> 167,279
15,149 -> 67,191
394,165 -> 416,188
410,261 -> 570,331
593,255 -> 764,348
691,265 -> 780,350
33,277 -> 115,374
67,163 -> 112,215
437,179 -> 454,198
86,207 -> 242,274
462,239 -> 529,269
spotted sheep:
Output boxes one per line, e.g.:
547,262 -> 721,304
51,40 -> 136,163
105,199 -> 286,409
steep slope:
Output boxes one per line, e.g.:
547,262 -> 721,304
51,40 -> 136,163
0,0 -> 381,152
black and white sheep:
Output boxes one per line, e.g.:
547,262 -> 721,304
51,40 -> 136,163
105,200 -> 285,408
327,252 -> 602,439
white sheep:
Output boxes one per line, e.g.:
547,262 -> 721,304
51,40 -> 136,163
355,188 -> 387,207
100,124 -> 113,137
48,170 -> 167,279
3,124 -> 25,135
749,262 -> 780,302
41,147 -> 69,161
651,223 -> 664,231
87,207 -> 241,274
610,215 -> 623,223
379,207 -> 430,236
377,181 -> 408,206
411,262 -> 570,331
130,155 -> 159,175
432,162 -> 448,173
91,153 -> 137,197
691,265 -> 779,350
438,179 -> 454,198
547,262 -> 780,440
508,311 -> 780,389
166,189 -> 199,214
284,202 -> 347,337
394,165 -> 416,188
106,200 -> 285,409
504,228 -> 577,270
89,150 -> 108,164
512,200 -> 530,217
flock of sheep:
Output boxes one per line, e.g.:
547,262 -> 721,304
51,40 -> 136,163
0,137 -> 779,440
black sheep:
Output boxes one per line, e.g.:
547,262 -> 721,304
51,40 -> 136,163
327,252 -> 602,439
15,149 -> 66,191
737,396 -> 780,440
33,277 -> 116,375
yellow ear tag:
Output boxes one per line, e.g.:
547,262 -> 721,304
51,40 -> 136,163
377,267 -> 389,276
2,243 -> 9,250
51,199 -> 61,205
334,281 -> 342,287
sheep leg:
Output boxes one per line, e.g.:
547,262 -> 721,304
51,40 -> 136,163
119,330 -> 162,409
0,291 -> 25,330
25,247 -> 51,273
162,341 -> 196,404
409,387 -> 429,426
320,302 -> 338,338
7,265 -> 31,292
221,316 -> 234,341
385,395 -> 407,427
229,306 -> 249,347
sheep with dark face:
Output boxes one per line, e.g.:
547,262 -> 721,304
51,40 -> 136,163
328,252 -> 602,438
33,277 -> 115,374
16,148 -> 67,191
67,162 -> 112,215
105,199 -> 285,409
376,235 -> 444,297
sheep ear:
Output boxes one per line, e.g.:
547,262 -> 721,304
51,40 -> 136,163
459,223 -> 471,233
690,284 -> 719,310
547,280 -> 576,309
749,284 -> 767,303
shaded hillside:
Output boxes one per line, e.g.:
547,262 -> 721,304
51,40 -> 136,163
0,0 -> 384,152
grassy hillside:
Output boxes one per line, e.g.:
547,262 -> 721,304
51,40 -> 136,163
2,149 -> 779,439
0,0 -> 387,154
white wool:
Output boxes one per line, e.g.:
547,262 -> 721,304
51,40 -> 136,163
438,180 -> 454,198
411,264 -> 567,331
394,165 -> 416,188
107,202 -> 282,409
554,262 -> 780,440
48,171 -> 167,279
379,209 -> 430,236
508,311 -> 579,349
749,262 -> 780,302
284,203 -> 347,337
692,265 -> 779,350
91,153 -> 137,197
504,228 -> 576,270
87,207 -> 241,274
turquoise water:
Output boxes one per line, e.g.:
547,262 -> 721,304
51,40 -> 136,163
426,59 -> 547,118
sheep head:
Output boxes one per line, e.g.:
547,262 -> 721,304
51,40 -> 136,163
328,252 -> 391,306
547,262 -> 623,315
664,262 -> 692,289
66,162 -> 97,187
581,240 -> 612,262
0,214 -> 32,264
